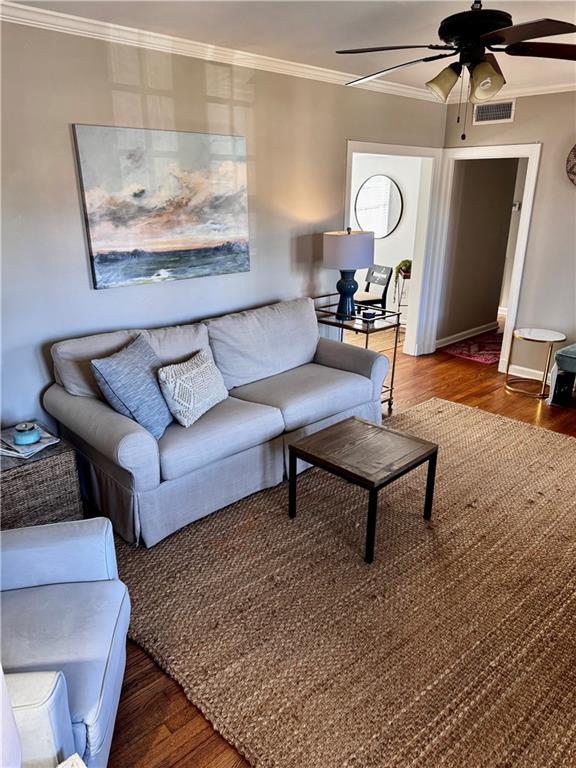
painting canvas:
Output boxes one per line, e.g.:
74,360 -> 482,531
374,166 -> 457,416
73,125 -> 250,289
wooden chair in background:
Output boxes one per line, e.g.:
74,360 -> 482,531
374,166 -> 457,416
356,264 -> 393,311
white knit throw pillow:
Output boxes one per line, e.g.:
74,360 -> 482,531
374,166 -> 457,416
158,349 -> 228,428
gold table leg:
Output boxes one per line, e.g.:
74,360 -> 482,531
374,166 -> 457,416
540,342 -> 554,398
505,336 -> 555,399
504,334 -> 515,389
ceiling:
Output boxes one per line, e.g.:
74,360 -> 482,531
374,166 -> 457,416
17,1 -> 576,93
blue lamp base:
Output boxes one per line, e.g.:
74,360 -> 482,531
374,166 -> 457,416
336,270 -> 358,320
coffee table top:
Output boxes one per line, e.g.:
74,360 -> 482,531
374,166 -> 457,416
289,417 -> 437,489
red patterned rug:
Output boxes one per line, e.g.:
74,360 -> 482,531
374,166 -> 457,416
443,330 -> 503,365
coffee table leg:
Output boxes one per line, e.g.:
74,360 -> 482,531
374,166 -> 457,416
288,449 -> 297,519
365,489 -> 378,563
424,452 -> 437,520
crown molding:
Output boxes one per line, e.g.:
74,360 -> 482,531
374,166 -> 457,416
3,2 -> 573,103
0,1 -> 438,101
447,81 -> 576,104
493,82 -> 576,100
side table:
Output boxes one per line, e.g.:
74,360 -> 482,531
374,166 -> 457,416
288,417 -> 438,563
315,302 -> 401,413
505,328 -> 567,399
1,433 -> 83,529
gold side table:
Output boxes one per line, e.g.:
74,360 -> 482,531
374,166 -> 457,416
505,327 -> 567,398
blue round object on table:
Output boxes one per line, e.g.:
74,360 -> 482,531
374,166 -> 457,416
13,423 -> 41,445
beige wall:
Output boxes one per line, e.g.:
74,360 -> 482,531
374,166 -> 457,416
436,158 -> 518,341
444,92 -> 576,372
1,23 -> 445,423
3,22 -> 574,423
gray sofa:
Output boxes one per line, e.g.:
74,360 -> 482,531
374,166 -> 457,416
44,298 -> 389,547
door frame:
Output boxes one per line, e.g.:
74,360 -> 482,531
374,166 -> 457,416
429,143 -> 542,372
345,141 -> 444,357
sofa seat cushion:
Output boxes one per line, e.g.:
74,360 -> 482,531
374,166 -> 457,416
158,397 -> 285,480
1,579 -> 130,763
231,363 -> 373,431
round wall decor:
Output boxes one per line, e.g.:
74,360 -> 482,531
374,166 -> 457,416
567,144 -> 576,186
354,175 -> 403,239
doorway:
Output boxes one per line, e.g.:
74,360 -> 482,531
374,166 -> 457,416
435,156 -> 528,369
343,142 -> 541,374
344,141 -> 443,357
427,143 -> 541,374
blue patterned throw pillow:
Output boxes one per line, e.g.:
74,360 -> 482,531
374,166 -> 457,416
91,334 -> 173,439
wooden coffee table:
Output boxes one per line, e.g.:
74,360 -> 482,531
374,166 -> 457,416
288,417 -> 438,563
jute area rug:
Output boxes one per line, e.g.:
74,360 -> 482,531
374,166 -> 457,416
116,399 -> 576,767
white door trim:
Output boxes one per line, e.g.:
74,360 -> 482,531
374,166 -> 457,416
427,142 -> 542,372
345,141 -> 444,356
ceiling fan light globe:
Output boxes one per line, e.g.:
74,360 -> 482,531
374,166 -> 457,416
470,60 -> 506,103
425,62 -> 462,102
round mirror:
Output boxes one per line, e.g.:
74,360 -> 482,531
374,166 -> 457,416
354,175 -> 403,239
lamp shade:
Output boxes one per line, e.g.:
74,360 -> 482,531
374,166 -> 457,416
323,230 -> 374,270
470,60 -> 505,103
425,62 -> 462,103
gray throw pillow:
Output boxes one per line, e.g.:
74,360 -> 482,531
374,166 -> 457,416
158,349 -> 228,428
91,334 -> 173,439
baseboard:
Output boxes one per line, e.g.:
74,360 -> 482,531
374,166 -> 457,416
436,321 -> 499,349
501,363 -> 552,385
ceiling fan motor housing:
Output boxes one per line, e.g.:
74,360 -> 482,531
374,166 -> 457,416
438,9 -> 512,47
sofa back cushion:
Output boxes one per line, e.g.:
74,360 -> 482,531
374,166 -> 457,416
144,323 -> 209,365
52,323 -> 209,398
52,330 -> 138,398
206,298 -> 319,389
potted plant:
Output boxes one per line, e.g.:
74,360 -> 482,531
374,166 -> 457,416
394,259 -> 412,301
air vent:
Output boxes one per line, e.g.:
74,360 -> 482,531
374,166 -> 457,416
473,100 -> 515,125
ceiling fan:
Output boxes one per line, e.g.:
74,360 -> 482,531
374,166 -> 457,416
336,1 -> 576,104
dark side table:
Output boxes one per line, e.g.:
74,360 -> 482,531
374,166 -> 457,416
288,417 -> 438,563
1,434 -> 83,530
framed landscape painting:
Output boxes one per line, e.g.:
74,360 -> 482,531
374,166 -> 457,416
73,125 -> 250,289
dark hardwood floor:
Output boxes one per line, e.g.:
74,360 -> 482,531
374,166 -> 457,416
109,335 -> 576,768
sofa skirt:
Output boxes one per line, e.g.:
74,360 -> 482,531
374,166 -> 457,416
74,435 -> 285,547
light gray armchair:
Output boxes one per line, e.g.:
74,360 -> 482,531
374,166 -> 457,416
1,518 -> 130,768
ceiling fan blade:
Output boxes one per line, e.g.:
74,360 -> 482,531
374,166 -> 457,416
336,44 -> 454,54
481,19 -> 576,46
347,52 -> 457,86
505,42 -> 576,60
484,53 -> 504,76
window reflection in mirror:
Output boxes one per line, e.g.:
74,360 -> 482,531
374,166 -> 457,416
354,175 -> 403,239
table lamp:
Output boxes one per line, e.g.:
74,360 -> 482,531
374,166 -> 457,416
323,227 -> 374,320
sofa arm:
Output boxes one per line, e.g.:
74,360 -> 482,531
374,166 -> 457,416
44,383 -> 160,492
6,671 -> 76,768
314,337 -> 389,400
1,518 -> 118,591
